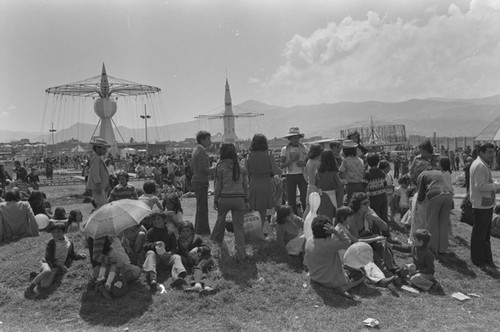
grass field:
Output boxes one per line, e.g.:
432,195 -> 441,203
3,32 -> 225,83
1,176 -> 499,331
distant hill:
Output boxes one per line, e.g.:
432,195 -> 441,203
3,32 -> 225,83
3,94 -> 499,143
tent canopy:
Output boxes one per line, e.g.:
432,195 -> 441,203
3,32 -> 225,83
71,145 -> 87,153
475,115 -> 500,141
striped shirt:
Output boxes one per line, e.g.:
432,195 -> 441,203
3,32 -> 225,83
108,184 -> 138,202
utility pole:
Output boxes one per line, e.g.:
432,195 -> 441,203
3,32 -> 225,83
140,105 -> 151,155
49,122 -> 56,155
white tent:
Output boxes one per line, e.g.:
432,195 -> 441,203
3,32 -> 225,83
71,145 -> 87,153
475,115 -> 500,142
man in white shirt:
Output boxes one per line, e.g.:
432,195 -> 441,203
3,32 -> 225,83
469,142 -> 500,277
280,127 -> 309,216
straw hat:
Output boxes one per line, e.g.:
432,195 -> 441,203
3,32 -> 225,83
284,127 -> 304,139
342,140 -> 358,148
89,137 -> 110,148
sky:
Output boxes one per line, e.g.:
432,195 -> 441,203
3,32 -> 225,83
1,0 -> 500,134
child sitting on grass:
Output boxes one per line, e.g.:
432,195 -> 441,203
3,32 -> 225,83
26,221 -> 86,295
161,179 -> 181,200
93,234 -> 127,293
275,205 -> 303,246
67,209 -> 83,233
108,171 -> 138,202
139,180 -> 164,211
163,194 -> 184,225
387,229 -> 442,292
175,220 -> 215,294
142,212 -> 187,291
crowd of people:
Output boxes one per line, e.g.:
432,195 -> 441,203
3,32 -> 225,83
1,129 -> 500,301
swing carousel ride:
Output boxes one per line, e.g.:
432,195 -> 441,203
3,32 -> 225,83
45,63 -> 163,155
195,79 -> 264,145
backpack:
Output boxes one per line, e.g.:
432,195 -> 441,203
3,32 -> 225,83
110,271 -> 128,298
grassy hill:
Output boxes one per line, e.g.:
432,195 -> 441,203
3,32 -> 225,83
1,179 -> 499,331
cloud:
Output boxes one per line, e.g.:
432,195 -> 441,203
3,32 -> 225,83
248,77 -> 260,84
263,0 -> 500,106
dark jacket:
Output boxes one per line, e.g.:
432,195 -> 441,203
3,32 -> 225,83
175,235 -> 211,259
144,227 -> 177,254
392,243 -> 435,275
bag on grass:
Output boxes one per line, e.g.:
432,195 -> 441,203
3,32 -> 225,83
243,211 -> 263,243
225,218 -> 234,233
459,194 -> 474,226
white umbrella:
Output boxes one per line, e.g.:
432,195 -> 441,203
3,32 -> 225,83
83,199 -> 152,238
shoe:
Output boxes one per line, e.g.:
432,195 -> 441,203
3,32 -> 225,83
98,284 -> 112,300
376,276 -> 396,287
94,278 -> 105,292
200,286 -> 216,296
149,279 -> 158,292
184,284 -> 203,293
480,265 -> 500,278
429,281 -> 445,294
171,277 -> 188,289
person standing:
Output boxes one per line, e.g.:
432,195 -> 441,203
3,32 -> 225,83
86,137 -> 110,208
191,131 -> 215,236
280,127 -> 309,216
469,143 -> 500,276
416,169 -> 453,254
211,143 -> 249,261
246,134 -> 281,227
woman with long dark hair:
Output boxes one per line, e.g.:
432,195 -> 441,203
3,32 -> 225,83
211,143 -> 249,261
303,144 -> 322,217
315,151 -> 344,219
246,134 -> 281,228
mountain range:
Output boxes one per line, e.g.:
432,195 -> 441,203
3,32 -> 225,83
2,95 -> 499,143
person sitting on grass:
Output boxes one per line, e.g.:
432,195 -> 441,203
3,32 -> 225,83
345,193 -> 398,286
387,229 -> 442,292
142,212 -> 187,291
26,221 -> 86,296
108,171 -> 138,202
175,220 -> 215,294
28,190 -> 50,216
0,188 -> 39,243
304,215 -> 364,299
92,234 -> 128,297
67,209 -> 83,233
275,205 -> 303,247
51,207 -> 68,223
139,180 -> 164,211
163,194 -> 184,224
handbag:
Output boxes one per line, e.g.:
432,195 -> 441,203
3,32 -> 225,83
243,211 -> 263,243
110,271 -> 128,298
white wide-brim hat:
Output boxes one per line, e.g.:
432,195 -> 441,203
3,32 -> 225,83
342,139 -> 358,148
284,127 -> 304,138
89,137 -> 110,148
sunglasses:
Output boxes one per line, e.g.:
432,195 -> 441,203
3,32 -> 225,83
361,201 -> 371,206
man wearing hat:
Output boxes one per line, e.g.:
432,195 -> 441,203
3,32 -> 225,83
280,127 -> 309,216
86,137 -> 111,208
